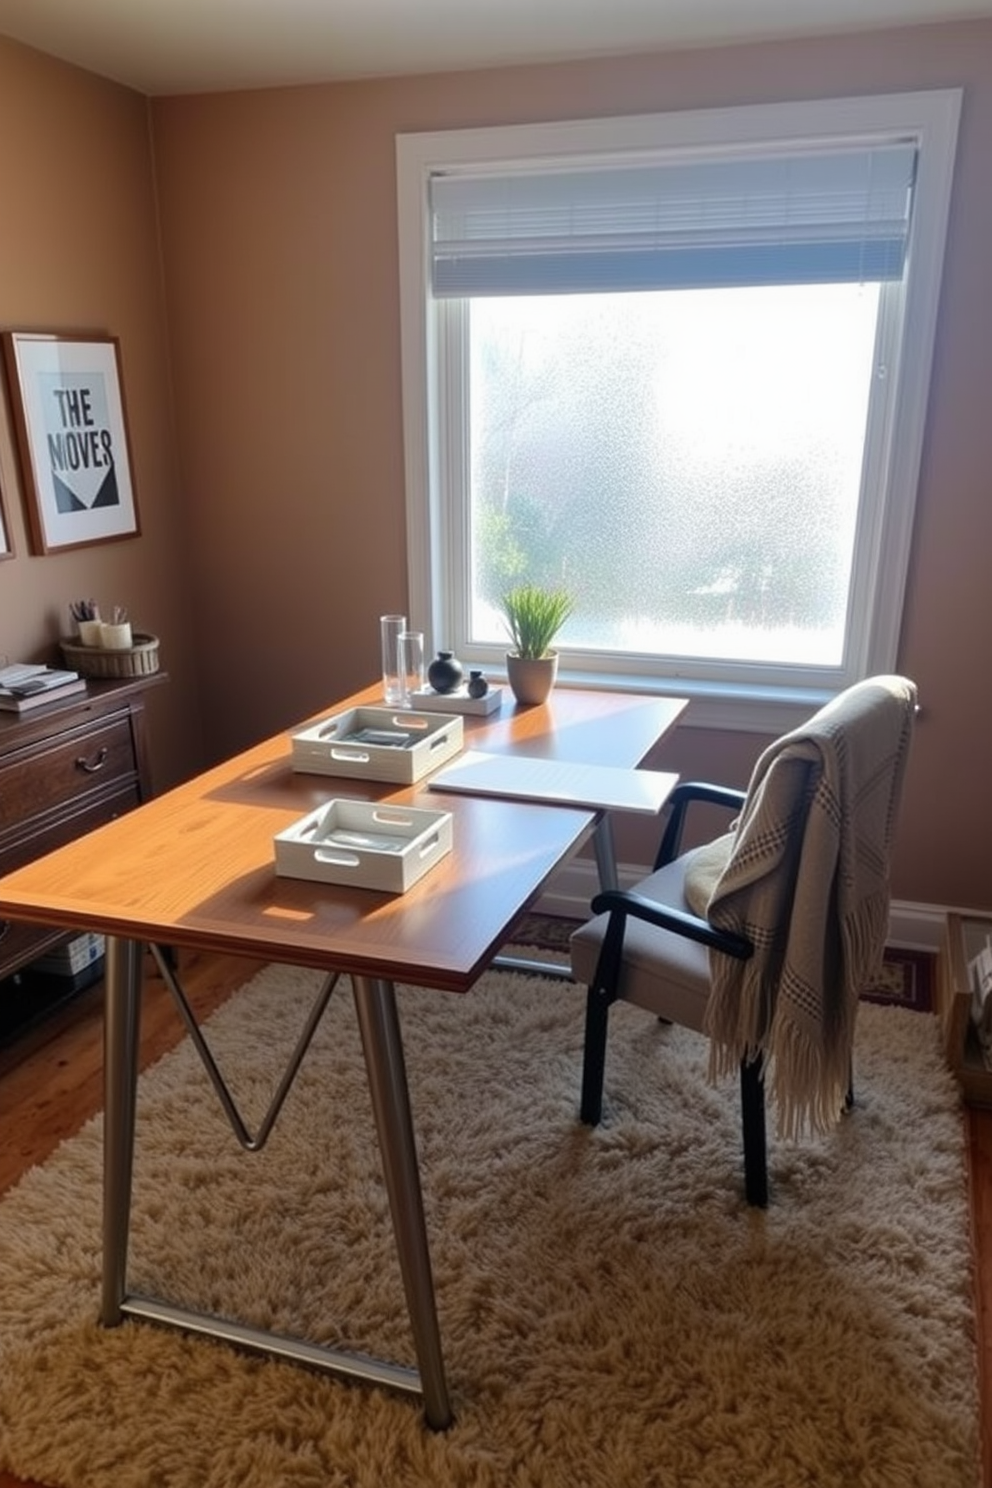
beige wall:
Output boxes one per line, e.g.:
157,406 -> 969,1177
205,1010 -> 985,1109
0,36 -> 205,790
149,19 -> 992,911
2,21 -> 991,912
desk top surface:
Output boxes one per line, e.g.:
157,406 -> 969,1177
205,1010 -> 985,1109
0,684 -> 685,992
429,750 -> 678,814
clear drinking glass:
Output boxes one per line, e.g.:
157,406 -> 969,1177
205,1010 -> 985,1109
397,630 -> 425,705
380,614 -> 407,705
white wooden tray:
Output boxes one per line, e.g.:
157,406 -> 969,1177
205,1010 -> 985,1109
275,799 -> 453,893
290,706 -> 463,783
407,684 -> 503,716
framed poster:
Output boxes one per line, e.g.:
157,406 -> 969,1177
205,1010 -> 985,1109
1,331 -> 140,554
0,477 -> 11,559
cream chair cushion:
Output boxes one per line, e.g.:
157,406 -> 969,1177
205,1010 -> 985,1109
570,857 -> 713,1035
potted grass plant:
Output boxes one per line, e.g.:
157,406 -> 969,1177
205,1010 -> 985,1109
500,583 -> 574,704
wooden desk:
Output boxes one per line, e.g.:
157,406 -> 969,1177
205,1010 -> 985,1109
0,683 -> 684,1428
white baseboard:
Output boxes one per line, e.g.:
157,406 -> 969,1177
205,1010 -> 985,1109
535,860 -> 950,952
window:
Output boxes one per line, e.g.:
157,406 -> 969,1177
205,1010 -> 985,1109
397,92 -> 960,724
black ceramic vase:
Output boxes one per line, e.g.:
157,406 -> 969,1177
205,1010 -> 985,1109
427,650 -> 464,694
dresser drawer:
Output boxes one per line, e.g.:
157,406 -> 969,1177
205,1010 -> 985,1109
0,713 -> 137,834
0,678 -> 164,1021
0,919 -> 67,980
0,778 -> 140,873
0,779 -> 140,979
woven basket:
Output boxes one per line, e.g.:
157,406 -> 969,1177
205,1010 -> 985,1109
60,632 -> 160,680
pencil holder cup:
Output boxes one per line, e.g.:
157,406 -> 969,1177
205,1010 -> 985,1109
77,619 -> 103,646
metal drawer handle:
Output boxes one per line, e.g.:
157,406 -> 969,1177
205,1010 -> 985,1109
75,745 -> 109,774
0,921 -> 9,943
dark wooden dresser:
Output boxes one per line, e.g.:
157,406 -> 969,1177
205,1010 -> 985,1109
0,674 -> 165,984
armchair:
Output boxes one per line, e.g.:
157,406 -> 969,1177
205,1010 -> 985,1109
569,675 -> 918,1207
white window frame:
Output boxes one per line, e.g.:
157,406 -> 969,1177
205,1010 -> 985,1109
396,91 -> 961,730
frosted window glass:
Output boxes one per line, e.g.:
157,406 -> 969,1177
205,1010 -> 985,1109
468,285 -> 878,667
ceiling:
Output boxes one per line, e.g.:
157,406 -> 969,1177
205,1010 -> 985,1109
0,0 -> 989,96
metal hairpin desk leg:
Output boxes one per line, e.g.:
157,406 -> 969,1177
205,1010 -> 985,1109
99,947 -> 451,1427
101,935 -> 143,1326
351,974 -> 452,1431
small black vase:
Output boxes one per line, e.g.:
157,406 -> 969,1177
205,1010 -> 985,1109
467,669 -> 489,698
427,650 -> 464,694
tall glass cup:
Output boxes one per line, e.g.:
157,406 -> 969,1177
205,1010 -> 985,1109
380,614 -> 407,705
398,630 -> 425,706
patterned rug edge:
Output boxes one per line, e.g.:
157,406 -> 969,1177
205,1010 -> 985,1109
509,914 -> 934,1013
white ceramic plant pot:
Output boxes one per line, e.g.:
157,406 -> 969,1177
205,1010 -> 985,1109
506,652 -> 558,705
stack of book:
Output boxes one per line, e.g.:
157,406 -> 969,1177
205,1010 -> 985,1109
0,662 -> 86,712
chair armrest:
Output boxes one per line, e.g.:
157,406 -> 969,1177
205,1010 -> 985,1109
590,887 -> 753,960
654,780 -> 747,868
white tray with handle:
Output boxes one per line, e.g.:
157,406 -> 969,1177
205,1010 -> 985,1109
290,706 -> 463,783
275,799 -> 453,893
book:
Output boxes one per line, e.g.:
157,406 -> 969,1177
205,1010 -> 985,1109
0,663 -> 80,690
0,664 -> 86,712
0,679 -> 87,712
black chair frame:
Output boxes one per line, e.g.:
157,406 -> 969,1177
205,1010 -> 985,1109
580,781 -> 772,1206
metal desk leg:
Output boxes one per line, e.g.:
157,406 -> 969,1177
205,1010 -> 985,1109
351,975 -> 452,1431
592,814 -> 619,892
101,935 -> 143,1326
493,815 -> 620,981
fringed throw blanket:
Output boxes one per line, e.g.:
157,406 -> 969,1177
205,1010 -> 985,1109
703,675 -> 917,1138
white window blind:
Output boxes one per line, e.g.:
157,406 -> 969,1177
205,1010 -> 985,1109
429,143 -> 917,295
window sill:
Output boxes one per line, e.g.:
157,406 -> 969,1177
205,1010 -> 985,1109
547,666 -> 833,735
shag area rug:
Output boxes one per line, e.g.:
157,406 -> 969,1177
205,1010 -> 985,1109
0,960 -> 979,1488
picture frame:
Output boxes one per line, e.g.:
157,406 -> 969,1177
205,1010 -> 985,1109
0,475 -> 11,559
1,331 -> 140,554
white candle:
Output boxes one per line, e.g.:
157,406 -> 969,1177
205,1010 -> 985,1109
100,621 -> 133,649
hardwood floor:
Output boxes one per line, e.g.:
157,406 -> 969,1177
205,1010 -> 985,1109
0,956 -> 989,1488
0,949 -> 261,1194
